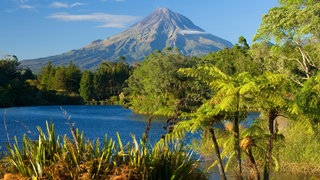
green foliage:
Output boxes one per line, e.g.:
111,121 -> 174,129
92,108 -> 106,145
255,0 -> 320,44
168,64 -> 266,178
38,61 -> 54,90
64,62 -> 82,94
125,50 -> 208,115
90,61 -> 131,103
2,122 -> 207,179
201,36 -> 261,76
5,122 -> 59,177
28,60 -> 130,106
254,0 -> 320,82
79,70 -> 94,102
176,61 -> 297,179
151,140 -> 206,180
277,117 -> 320,174
295,73 -> 320,122
0,58 -> 20,86
38,61 -> 81,94
254,72 -> 289,111
0,57 -> 132,107
0,57 -> 42,107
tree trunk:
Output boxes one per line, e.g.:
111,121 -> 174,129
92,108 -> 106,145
245,148 -> 260,180
143,115 -> 153,140
263,110 -> 277,180
208,124 -> 227,180
234,111 -> 242,178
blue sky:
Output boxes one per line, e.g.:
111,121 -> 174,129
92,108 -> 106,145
0,0 -> 278,60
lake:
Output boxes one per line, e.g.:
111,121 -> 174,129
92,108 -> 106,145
0,105 -> 167,145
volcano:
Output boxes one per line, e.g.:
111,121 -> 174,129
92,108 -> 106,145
21,8 -> 233,72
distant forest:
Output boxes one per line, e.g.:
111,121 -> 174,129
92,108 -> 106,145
0,57 -> 131,107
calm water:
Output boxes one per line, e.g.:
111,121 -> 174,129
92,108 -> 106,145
0,105 -> 166,145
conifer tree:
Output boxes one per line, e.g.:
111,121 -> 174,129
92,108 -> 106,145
80,71 -> 94,102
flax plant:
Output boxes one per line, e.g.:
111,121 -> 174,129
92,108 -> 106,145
2,121 -> 207,179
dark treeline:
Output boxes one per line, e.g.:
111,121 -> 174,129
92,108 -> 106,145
38,60 -> 131,105
80,60 -> 131,104
0,58 -> 131,107
0,56 -> 36,107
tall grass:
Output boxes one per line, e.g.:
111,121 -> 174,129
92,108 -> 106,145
1,121 -> 207,179
277,118 -> 320,175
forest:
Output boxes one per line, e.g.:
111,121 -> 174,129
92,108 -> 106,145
1,0 -> 320,179
0,59 -> 131,107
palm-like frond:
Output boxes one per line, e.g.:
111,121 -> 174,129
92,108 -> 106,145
239,81 -> 260,95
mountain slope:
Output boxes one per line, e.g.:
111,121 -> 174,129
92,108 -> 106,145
21,8 -> 233,72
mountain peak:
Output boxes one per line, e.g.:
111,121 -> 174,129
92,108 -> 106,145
131,7 -> 204,33
152,7 -> 175,18
154,7 -> 171,14
21,8 -> 233,72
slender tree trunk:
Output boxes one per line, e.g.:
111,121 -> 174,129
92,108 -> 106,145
263,110 -> 277,180
208,124 -> 227,180
234,111 -> 242,178
144,115 -> 153,140
245,148 -> 260,180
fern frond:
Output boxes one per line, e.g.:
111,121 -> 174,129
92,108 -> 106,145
242,125 -> 265,138
263,72 -> 287,86
239,81 -> 260,95
200,64 -> 231,81
224,152 -> 236,172
178,68 -> 199,79
287,101 -> 301,114
217,96 -> 237,112
292,114 -> 315,135
237,72 -> 252,82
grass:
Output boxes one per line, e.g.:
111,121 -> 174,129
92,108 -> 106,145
0,121 -> 208,179
277,118 -> 320,176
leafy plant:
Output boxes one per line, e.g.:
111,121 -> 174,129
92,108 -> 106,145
2,121 -> 207,179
